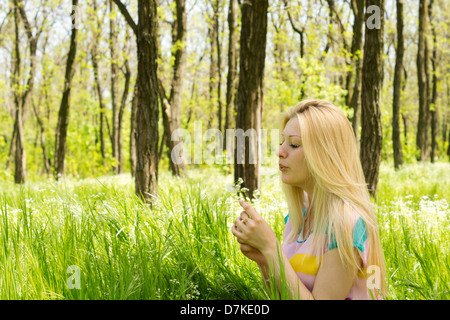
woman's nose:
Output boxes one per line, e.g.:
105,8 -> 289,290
277,145 -> 286,158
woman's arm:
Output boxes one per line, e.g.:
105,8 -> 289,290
261,242 -> 357,300
233,200 -> 357,300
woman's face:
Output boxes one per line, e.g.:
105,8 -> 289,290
276,117 -> 311,189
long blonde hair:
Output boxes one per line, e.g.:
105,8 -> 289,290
281,99 -> 387,296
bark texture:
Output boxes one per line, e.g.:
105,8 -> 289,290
360,0 -> 384,200
234,0 -> 268,199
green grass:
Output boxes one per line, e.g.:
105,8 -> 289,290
0,162 -> 449,300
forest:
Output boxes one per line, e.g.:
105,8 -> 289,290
0,0 -> 449,301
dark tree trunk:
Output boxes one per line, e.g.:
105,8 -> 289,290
416,0 -> 430,161
392,0 -> 404,170
54,0 -> 78,179
428,0 -> 438,163
134,0 -> 159,203
360,0 -> 384,200
234,0 -> 268,199
224,0 -> 237,153
113,0 -> 159,204
349,0 -> 365,144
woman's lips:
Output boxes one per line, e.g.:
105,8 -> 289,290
279,164 -> 288,171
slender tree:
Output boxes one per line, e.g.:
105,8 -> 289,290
392,0 -> 404,169
416,0 -> 430,161
215,0 -> 224,136
360,0 -> 384,199
428,0 -> 439,163
109,0 -> 120,174
10,0 -> 47,183
224,0 -> 237,152
11,2 -> 25,183
54,0 -> 79,179
349,0 -> 365,144
91,0 -> 107,167
118,29 -> 131,173
158,0 -> 187,177
207,3 -> 218,130
129,86 -> 137,177
234,0 -> 268,199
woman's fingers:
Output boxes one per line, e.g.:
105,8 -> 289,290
231,222 -> 244,237
239,211 -> 250,220
239,243 -> 254,252
238,200 -> 260,220
235,215 -> 251,232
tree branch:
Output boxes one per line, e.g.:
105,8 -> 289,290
112,0 -> 138,36
16,0 -> 33,41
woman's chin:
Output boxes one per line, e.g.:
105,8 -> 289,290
280,174 -> 291,184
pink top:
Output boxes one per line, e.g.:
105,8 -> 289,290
282,200 -> 376,300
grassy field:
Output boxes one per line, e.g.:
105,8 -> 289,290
0,162 -> 449,300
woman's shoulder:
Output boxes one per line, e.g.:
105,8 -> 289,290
327,208 -> 369,252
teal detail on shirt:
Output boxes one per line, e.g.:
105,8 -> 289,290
327,217 -> 368,252
284,208 -> 306,225
284,211 -> 368,252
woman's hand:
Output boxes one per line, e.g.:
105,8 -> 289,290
236,239 -> 267,266
231,200 -> 279,257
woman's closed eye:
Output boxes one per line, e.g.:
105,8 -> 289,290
280,141 -> 300,148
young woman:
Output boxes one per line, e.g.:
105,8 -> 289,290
231,99 -> 387,300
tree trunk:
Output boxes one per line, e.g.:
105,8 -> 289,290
112,0 -> 159,204
32,102 -> 51,174
12,0 -> 42,183
134,0 -> 159,203
428,0 -> 438,163
91,0 -> 106,167
392,0 -> 404,170
402,113 -> 408,146
416,0 -> 430,161
224,0 -> 237,153
349,0 -> 365,145
360,0 -> 384,200
234,0 -> 268,199
54,0 -> 78,179
12,3 -> 25,183
110,0 -> 120,174
208,7 -> 218,131
118,58 -> 131,174
6,120 -> 16,170
215,0 -> 223,137
284,0 -> 306,99
90,18 -> 106,167
129,85 -> 137,177
160,0 -> 187,177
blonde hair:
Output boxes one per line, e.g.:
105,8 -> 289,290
280,99 -> 387,296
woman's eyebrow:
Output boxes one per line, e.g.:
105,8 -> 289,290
281,133 -> 301,138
